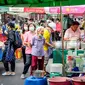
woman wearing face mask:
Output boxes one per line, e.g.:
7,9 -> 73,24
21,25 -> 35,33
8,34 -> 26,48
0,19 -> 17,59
21,23 -> 36,79
21,23 -> 29,64
31,27 -> 45,75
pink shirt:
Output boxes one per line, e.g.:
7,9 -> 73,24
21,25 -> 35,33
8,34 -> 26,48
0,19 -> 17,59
56,22 -> 62,32
21,32 -> 26,45
24,31 -> 35,54
64,28 -> 81,39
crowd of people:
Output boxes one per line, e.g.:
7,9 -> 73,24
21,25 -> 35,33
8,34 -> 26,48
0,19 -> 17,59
0,17 -> 56,79
0,14 -> 85,79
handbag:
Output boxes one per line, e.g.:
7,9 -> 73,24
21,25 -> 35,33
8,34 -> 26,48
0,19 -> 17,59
5,41 -> 15,62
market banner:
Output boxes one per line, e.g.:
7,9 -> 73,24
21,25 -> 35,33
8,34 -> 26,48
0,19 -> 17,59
49,5 -> 85,14
49,7 -> 60,14
9,7 -> 24,12
62,6 -> 85,14
0,7 -> 9,12
24,7 -> 45,13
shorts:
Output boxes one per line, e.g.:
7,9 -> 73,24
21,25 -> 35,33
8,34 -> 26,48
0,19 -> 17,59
31,56 -> 44,71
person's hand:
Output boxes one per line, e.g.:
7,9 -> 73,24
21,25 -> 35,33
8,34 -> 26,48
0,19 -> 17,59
51,43 -> 55,48
64,38 -> 70,41
4,30 -> 8,35
27,43 -> 31,47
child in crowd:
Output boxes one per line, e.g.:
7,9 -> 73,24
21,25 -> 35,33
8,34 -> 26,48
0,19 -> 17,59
31,26 -> 45,75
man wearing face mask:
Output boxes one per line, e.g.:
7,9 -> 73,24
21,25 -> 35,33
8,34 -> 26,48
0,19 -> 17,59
21,23 -> 36,79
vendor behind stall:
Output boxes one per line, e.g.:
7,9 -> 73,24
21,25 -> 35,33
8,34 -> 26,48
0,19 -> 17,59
64,21 -> 81,41
64,21 -> 81,49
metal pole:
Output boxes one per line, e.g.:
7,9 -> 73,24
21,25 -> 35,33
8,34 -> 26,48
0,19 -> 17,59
4,12 -> 7,24
60,1 -> 65,76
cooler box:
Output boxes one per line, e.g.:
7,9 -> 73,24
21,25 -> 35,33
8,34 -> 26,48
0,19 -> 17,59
49,63 -> 63,74
53,49 -> 66,63
53,49 -> 84,64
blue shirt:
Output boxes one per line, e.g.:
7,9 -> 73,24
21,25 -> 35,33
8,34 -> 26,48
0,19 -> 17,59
2,25 -> 8,35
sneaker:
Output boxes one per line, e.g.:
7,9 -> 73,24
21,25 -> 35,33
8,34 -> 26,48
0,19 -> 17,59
2,72 -> 11,76
21,74 -> 25,79
11,72 -> 16,76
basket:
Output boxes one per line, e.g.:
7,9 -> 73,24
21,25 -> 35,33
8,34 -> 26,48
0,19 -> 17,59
48,77 -> 71,85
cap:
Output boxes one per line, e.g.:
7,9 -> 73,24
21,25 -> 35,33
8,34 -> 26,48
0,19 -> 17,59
48,22 -> 56,31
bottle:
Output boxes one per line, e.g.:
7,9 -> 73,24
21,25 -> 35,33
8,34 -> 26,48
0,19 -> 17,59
84,50 -> 85,57
82,58 -> 85,72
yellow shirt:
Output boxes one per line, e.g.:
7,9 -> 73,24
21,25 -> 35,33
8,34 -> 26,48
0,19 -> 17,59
43,29 -> 50,51
15,24 -> 20,30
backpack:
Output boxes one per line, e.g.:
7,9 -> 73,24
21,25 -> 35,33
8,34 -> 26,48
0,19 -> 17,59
14,31 -> 22,49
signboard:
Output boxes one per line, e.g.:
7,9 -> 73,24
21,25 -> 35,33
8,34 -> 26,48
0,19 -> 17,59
24,8 -> 45,13
49,6 -> 85,14
9,7 -> 24,12
0,7 -> 9,12
49,7 -> 60,14
62,6 -> 85,14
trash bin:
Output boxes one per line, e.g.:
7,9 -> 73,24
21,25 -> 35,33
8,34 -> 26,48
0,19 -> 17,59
48,77 -> 71,85
24,76 -> 47,85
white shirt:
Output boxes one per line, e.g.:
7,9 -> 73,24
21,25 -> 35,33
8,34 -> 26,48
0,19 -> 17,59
64,28 -> 81,49
64,28 -> 81,40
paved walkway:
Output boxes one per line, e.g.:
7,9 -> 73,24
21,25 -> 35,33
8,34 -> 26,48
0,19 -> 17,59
0,60 -> 27,85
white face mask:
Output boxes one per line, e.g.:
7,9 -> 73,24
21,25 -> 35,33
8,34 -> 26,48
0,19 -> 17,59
29,27 -> 35,31
24,27 -> 28,31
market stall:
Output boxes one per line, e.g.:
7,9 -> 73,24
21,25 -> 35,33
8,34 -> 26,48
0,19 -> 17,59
0,0 -> 85,77
53,49 -> 84,63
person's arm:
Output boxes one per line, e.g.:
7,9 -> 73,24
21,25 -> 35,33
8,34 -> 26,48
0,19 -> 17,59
78,28 -> 82,41
24,32 -> 31,47
43,33 -> 54,48
8,30 -> 15,43
45,41 -> 54,48
64,38 -> 70,41
64,29 -> 70,41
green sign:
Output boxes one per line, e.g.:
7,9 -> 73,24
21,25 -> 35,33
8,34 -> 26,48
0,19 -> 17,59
0,7 -> 9,12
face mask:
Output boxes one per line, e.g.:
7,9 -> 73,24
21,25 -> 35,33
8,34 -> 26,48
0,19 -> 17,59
24,27 -> 28,31
29,27 -> 35,31
39,34 -> 42,38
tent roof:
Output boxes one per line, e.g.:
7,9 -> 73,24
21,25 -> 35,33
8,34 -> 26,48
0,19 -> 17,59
1,0 -> 85,7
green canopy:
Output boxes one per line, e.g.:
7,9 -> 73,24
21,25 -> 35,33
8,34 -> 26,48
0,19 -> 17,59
0,0 -> 85,7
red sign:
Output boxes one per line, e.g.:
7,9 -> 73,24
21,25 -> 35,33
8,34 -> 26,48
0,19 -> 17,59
24,8 -> 45,13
